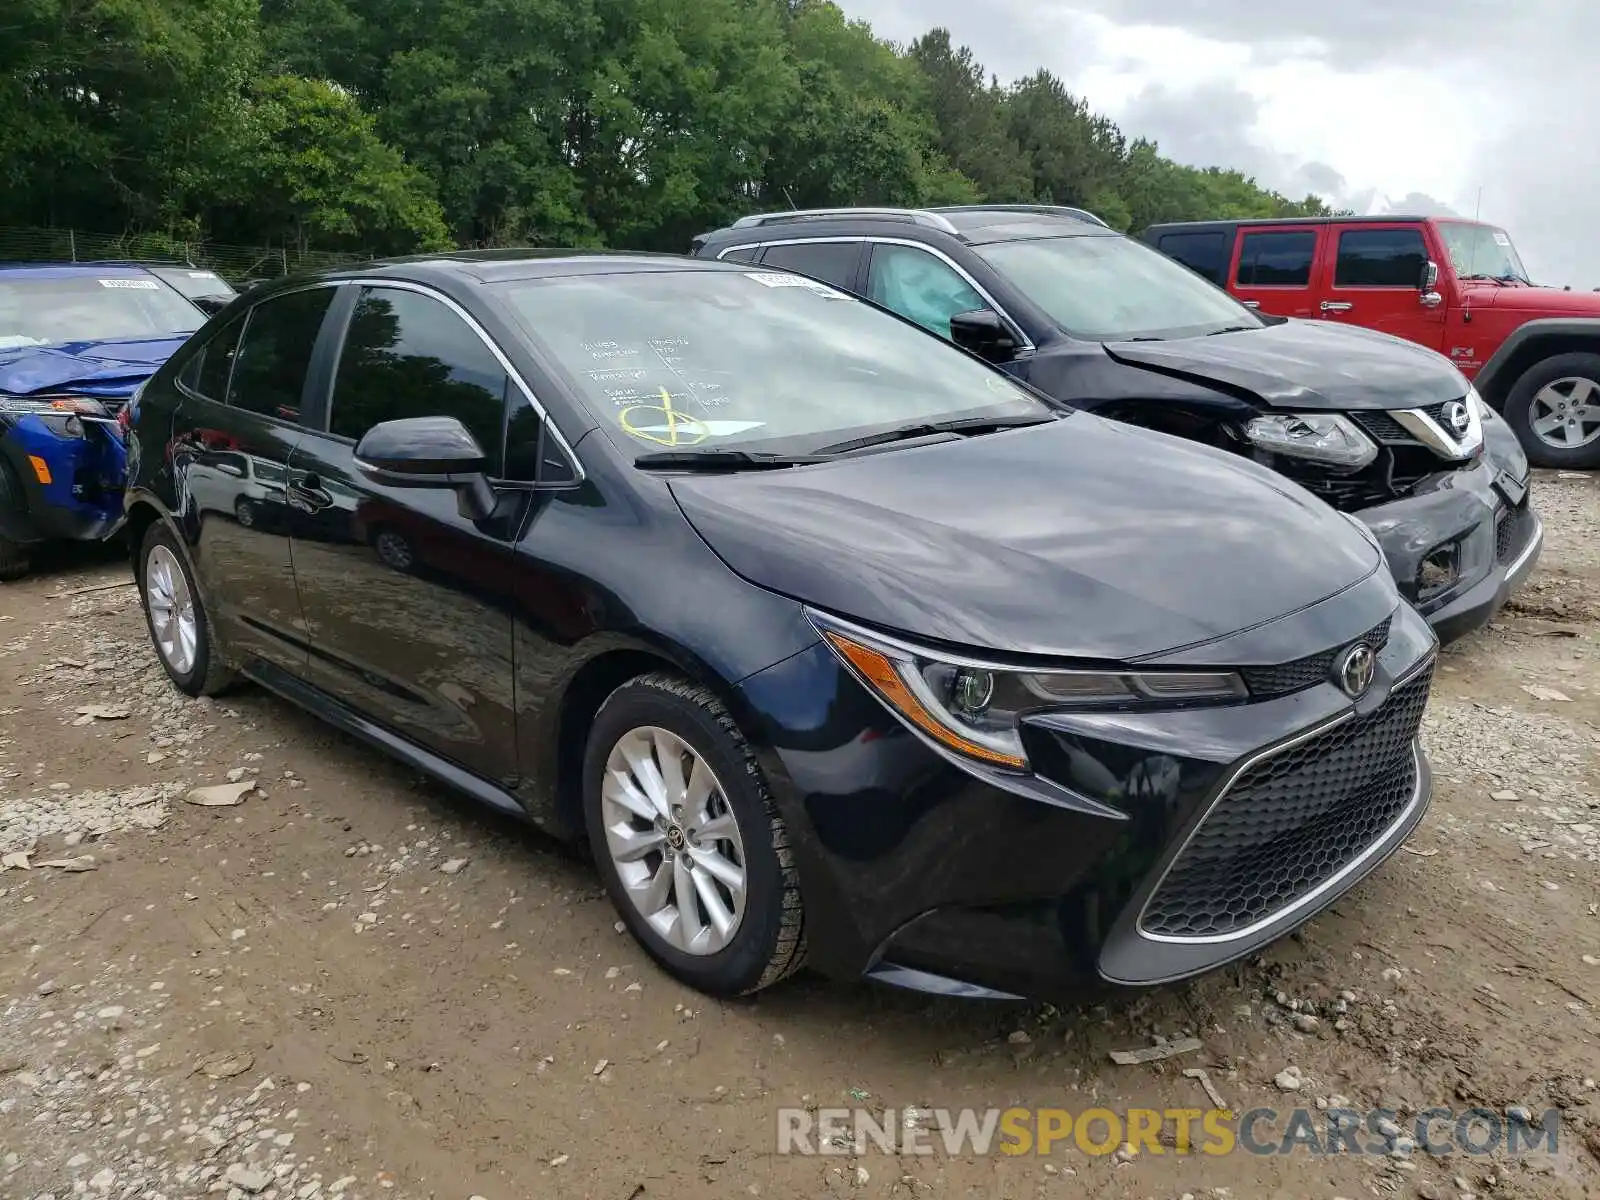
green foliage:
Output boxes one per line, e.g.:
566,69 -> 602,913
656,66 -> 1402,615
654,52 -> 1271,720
0,2 -> 1338,257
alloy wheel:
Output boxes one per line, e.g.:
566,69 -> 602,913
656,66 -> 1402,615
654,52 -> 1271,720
1528,376 -> 1600,450
146,544 -> 198,675
600,725 -> 748,955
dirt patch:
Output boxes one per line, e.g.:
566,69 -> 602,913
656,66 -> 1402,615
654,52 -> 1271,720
2,472 -> 1599,1199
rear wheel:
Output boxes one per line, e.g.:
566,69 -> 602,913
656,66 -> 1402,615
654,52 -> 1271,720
583,673 -> 805,996
1503,352 -> 1600,468
137,522 -> 236,696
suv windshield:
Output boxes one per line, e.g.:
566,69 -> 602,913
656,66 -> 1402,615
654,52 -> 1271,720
496,269 -> 1049,456
147,266 -> 238,302
0,274 -> 204,350
1437,221 -> 1530,283
975,234 -> 1260,341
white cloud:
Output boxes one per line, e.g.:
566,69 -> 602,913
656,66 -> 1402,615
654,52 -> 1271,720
851,0 -> 1600,287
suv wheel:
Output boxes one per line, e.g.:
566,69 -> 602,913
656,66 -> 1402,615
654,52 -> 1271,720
583,673 -> 806,996
1504,352 -> 1600,468
137,522 -> 237,696
0,461 -> 31,581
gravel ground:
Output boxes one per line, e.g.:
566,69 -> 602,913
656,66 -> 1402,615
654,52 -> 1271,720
1,470 -> 1598,1200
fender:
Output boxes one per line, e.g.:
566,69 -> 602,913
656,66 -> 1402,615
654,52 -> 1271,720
1473,317 -> 1600,405
121,487 -> 238,667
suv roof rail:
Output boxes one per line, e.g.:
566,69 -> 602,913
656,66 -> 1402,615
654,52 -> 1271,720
730,208 -> 960,234
82,257 -> 198,268
936,204 -> 1110,229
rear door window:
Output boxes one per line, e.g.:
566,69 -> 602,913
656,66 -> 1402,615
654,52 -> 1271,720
717,245 -> 763,264
1236,232 -> 1317,286
227,287 -> 337,423
1335,228 -> 1428,287
758,241 -> 862,289
1157,232 -> 1229,285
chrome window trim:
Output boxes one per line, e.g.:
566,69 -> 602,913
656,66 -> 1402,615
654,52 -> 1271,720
1133,649 -> 1435,947
323,276 -> 585,486
714,236 -> 1035,352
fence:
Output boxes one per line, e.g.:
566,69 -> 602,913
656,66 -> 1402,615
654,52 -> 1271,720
0,226 -> 369,283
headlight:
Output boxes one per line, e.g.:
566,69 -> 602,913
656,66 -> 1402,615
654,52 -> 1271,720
809,611 -> 1247,771
1245,412 -> 1377,470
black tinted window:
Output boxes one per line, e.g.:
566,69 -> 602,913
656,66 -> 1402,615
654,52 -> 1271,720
758,242 -> 860,288
184,314 -> 246,400
1237,232 -> 1317,286
228,288 -> 335,422
1157,232 -> 1228,284
329,287 -> 508,474
504,394 -> 577,485
719,245 -> 761,264
1335,228 -> 1427,287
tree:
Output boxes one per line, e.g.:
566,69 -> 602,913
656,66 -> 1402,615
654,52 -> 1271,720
243,75 -> 448,254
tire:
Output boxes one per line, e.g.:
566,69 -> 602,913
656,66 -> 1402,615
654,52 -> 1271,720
583,673 -> 806,996
137,521 -> 237,696
234,497 -> 256,528
0,534 -> 28,582
1502,351 -> 1600,469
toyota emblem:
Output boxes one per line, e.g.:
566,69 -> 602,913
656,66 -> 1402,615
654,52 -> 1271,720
1442,400 -> 1471,435
1337,642 -> 1376,698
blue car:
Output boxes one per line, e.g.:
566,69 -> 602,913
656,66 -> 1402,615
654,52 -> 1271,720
0,263 -> 206,579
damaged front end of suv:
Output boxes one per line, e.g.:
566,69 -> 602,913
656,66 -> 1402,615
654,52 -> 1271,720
1097,319 -> 1540,644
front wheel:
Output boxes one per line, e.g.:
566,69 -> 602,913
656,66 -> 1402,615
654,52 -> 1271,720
1503,352 -> 1600,468
0,535 -> 29,582
137,522 -> 236,696
583,673 -> 806,996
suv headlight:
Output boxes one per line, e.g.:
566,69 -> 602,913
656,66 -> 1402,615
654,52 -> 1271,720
809,611 -> 1246,771
1245,412 -> 1377,470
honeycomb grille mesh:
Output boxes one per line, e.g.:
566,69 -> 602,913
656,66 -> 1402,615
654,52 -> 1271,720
1240,615 -> 1392,699
1349,411 -> 1413,443
1496,501 -> 1534,564
1141,666 -> 1432,940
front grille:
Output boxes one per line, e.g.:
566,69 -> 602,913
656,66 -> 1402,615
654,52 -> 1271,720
1495,501 -> 1534,564
1419,401 -> 1452,427
1240,615 -> 1392,699
1141,665 -> 1432,940
1349,411 -> 1415,443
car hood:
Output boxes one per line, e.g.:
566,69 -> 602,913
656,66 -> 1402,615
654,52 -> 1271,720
1102,319 -> 1466,411
0,335 -> 192,398
668,415 -> 1382,661
1464,282 -> 1600,315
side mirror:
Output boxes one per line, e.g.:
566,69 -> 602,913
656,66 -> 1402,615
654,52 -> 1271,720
1421,260 -> 1439,290
949,309 -> 1017,362
354,416 -> 497,521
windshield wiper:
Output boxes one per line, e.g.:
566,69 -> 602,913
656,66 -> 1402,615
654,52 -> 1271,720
634,448 -> 827,471
1206,324 -> 1257,336
812,412 -> 1057,457
1460,273 -> 1509,286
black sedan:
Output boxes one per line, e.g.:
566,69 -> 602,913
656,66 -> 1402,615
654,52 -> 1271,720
122,251 -> 1438,1001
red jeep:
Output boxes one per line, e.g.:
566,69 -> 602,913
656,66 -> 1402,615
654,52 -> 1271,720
1141,215 -> 1600,469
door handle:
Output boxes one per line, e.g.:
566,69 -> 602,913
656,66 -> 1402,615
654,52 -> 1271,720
1320,301 -> 1354,314
1419,290 -> 1443,308
1241,300 -> 1261,309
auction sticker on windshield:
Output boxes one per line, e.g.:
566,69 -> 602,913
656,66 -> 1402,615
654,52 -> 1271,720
744,272 -> 849,299
98,278 -> 160,289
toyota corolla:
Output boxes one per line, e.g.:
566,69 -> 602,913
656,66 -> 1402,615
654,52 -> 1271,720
122,252 -> 1438,1001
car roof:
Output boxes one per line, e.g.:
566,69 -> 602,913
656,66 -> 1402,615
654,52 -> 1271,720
693,206 -> 1118,249
1142,214 -> 1500,235
268,248 -> 743,290
0,262 -> 166,280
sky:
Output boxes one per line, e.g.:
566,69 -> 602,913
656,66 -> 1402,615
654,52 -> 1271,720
853,0 -> 1600,289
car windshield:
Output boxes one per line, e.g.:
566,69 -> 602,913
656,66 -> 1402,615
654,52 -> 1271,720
1437,221 -> 1531,283
147,266 -> 238,302
495,268 -> 1050,456
975,234 -> 1261,341
0,274 -> 204,350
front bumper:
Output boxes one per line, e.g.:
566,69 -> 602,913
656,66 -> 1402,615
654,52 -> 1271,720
737,601 -> 1438,1002
1356,456 -> 1541,646
0,418 -> 127,545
